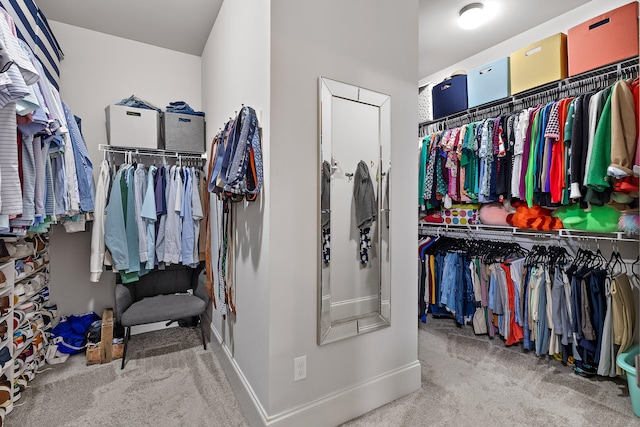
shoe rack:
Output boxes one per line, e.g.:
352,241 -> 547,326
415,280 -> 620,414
0,258 -> 14,422
0,233 -> 58,422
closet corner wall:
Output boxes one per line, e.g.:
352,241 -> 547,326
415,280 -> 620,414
46,20 -> 202,319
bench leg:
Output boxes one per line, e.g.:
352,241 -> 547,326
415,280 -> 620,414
121,326 -> 131,369
199,315 -> 206,350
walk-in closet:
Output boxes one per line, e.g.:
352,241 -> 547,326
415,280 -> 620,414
0,0 -> 637,426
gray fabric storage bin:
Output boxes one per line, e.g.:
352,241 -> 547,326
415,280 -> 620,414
162,112 -> 205,153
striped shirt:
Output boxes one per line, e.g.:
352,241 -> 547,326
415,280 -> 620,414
0,0 -> 63,89
0,102 -> 21,214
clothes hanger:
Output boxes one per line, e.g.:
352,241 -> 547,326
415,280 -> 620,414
631,256 -> 640,288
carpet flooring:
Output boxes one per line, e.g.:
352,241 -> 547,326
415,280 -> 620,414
342,318 -> 638,426
9,327 -> 248,427
8,319 -> 639,426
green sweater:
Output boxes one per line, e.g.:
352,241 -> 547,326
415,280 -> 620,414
585,91 -> 613,192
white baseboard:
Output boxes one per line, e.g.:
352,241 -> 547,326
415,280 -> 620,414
209,325 -> 271,427
209,323 -> 421,427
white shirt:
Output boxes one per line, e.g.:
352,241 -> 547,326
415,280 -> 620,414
89,160 -> 111,282
141,166 -> 157,270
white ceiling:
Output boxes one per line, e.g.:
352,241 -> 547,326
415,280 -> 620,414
35,0 -> 223,56
35,0 -> 591,78
419,0 -> 591,78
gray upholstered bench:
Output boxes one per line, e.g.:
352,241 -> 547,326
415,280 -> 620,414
114,264 -> 209,368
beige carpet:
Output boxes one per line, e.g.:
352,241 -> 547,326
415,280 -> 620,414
342,318 -> 638,426
9,327 -> 248,427
8,320 -> 639,426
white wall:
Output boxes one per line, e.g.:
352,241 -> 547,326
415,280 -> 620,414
420,0 -> 638,85
49,21 -> 201,317
200,0 -> 272,417
267,0 -> 420,424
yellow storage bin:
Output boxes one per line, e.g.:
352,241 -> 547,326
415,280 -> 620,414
510,33 -> 568,94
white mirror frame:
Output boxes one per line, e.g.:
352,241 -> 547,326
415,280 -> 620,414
318,76 -> 391,345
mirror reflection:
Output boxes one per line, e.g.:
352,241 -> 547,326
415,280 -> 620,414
318,76 -> 391,345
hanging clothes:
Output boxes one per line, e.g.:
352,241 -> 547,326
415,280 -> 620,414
419,76 -> 639,237
321,160 -> 331,264
0,10 -> 94,235
204,105 -> 265,315
353,160 -> 376,265
89,160 -> 111,282
94,155 -> 206,283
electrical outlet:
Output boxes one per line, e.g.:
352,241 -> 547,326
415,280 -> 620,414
294,355 -> 307,381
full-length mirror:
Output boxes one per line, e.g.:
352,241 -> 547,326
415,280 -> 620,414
318,76 -> 391,345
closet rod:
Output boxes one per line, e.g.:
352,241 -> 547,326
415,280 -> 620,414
419,56 -> 639,134
420,227 -> 517,243
98,144 -> 206,161
418,222 -> 639,243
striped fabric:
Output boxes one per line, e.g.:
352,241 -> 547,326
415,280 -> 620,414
0,101 -> 21,215
0,0 -> 63,89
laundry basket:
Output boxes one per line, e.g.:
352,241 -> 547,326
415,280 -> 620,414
617,345 -> 640,417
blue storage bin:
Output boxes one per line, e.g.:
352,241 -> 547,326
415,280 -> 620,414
468,58 -> 510,107
432,74 -> 468,119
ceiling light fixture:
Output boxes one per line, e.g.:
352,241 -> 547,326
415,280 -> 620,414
458,2 -> 486,30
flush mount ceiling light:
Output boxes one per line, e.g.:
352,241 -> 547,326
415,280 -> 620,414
458,2 -> 487,30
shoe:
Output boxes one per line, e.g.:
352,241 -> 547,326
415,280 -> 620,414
14,260 -> 24,280
21,258 -> 35,277
19,345 -> 34,364
13,358 -> 23,378
39,311 -> 53,331
13,331 -> 25,349
12,311 -> 25,330
0,297 -> 8,317
12,240 -> 34,259
574,363 -> 596,378
25,309 -> 39,320
0,347 -> 10,372
11,382 -> 19,403
22,282 -> 35,298
31,256 -> 43,270
37,287 -> 50,302
43,303 -> 56,317
17,323 -> 34,339
31,293 -> 48,307
0,240 -> 14,263
28,235 -> 47,254
32,329 -> 43,351
16,301 -> 35,313
32,314 -> 44,332
0,399 -> 8,425
13,283 -> 25,299
0,382 -> 9,407
0,272 -> 5,289
15,376 -> 27,393
20,361 -> 36,381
